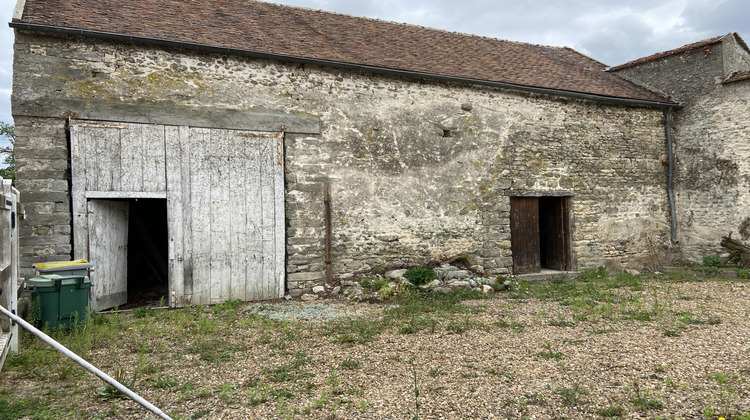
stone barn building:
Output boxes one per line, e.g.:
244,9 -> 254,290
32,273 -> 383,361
9,0 -> 750,308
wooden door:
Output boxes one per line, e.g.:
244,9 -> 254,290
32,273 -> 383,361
540,197 -> 569,271
510,197 -> 540,274
166,127 -> 285,304
87,200 -> 129,311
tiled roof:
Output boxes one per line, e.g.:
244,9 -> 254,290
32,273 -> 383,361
15,0 -> 671,104
610,32 -> 749,71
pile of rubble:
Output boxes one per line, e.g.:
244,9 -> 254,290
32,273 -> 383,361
298,264 -> 507,302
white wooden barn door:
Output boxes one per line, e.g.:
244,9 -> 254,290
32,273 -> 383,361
166,127 -> 285,304
71,121 -> 285,308
87,200 -> 129,309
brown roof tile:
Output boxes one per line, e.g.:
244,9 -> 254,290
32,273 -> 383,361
16,0 -> 671,103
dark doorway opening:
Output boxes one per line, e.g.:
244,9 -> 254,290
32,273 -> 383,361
510,196 -> 571,274
125,199 -> 168,308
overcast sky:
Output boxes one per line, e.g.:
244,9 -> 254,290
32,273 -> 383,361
0,0 -> 748,126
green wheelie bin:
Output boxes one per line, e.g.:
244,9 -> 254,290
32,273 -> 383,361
26,275 -> 92,330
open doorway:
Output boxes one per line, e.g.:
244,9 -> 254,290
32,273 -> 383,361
510,196 -> 571,274
124,199 -> 169,308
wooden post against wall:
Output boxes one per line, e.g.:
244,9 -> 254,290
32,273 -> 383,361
324,182 -> 333,284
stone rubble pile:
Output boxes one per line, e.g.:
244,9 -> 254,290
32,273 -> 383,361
297,264 -> 506,302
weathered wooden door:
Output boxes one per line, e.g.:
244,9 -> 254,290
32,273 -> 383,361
166,127 -> 285,305
87,200 -> 129,311
540,197 -> 569,271
510,197 -> 541,274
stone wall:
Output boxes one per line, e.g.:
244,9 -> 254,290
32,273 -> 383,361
13,116 -> 71,281
13,31 -> 673,295
614,37 -> 750,263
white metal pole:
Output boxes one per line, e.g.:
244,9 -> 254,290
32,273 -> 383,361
0,305 -> 172,420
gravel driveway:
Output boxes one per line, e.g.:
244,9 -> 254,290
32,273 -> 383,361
2,276 -> 750,419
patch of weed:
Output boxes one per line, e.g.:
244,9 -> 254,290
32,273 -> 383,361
325,316 -> 385,344
536,341 -> 565,361
445,315 -> 483,334
597,404 -> 625,417
263,352 -> 314,383
553,383 -> 587,406
133,307 -> 154,318
340,357 -> 361,370
548,316 -> 575,327
628,381 -> 663,410
662,328 -> 681,337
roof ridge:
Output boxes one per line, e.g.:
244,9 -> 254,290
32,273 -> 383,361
561,46 -> 609,68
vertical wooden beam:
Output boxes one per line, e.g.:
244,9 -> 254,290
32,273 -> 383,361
324,182 -> 333,284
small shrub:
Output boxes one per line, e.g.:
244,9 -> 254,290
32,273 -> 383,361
404,267 -> 437,286
701,256 -> 722,268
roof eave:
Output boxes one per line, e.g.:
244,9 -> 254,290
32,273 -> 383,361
9,21 -> 681,109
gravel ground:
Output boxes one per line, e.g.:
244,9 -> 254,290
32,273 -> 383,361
3,279 -> 750,419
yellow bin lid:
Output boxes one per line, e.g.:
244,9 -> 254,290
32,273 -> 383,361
34,259 -> 91,270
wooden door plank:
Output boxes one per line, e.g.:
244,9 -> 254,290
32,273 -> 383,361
190,128 -> 212,305
88,126 -> 121,192
119,123 -> 144,192
143,124 -> 167,193
210,129 -> 231,304
70,124 -> 89,260
228,130 -> 248,302
259,135 -> 276,299
273,133 -> 285,298
178,126 -> 194,301
245,135 -> 263,301
165,125 -> 184,306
